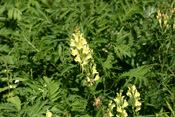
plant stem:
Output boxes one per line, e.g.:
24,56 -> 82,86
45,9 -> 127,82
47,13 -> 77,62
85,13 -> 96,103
4,60 -> 10,98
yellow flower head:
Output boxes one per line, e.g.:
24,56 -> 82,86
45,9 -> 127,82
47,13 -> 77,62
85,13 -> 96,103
46,110 -> 52,117
71,49 -> 78,56
70,39 -> 76,47
135,100 -> 141,106
114,97 -> 119,104
85,53 -> 92,60
94,75 -> 100,81
123,100 -> 128,108
117,107 -> 122,113
72,33 -> 79,42
122,110 -> 128,117
75,56 -> 81,62
82,38 -> 87,45
83,46 -> 90,54
77,43 -> 83,50
82,60 -> 88,65
92,65 -> 98,74
136,106 -> 141,112
108,111 -> 113,117
135,91 -> 140,98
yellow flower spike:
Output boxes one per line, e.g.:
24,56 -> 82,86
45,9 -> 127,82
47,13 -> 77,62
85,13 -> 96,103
70,27 -> 101,86
127,85 -> 141,112
107,100 -> 115,117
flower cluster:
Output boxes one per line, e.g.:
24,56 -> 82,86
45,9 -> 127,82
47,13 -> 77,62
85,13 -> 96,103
70,27 -> 100,86
107,90 -> 128,117
156,6 -> 175,32
107,85 -> 141,116
107,100 -> 115,117
126,85 -> 141,112
93,96 -> 103,110
114,90 -> 128,117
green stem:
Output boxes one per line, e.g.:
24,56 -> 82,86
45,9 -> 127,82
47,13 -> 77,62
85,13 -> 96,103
4,60 -> 10,98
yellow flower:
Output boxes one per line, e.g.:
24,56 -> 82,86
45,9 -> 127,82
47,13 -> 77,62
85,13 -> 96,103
75,56 -> 81,62
135,100 -> 141,106
87,76 -> 90,82
85,53 -> 92,60
123,100 -> 128,108
92,65 -> 98,74
135,91 -> 140,98
131,85 -> 136,92
136,106 -> 141,112
77,43 -> 83,50
72,33 -> 79,42
70,39 -> 76,47
82,38 -> 87,45
46,110 -> 52,117
71,49 -> 78,56
94,75 -> 100,81
126,91 -> 131,97
82,60 -> 88,65
83,46 -> 90,54
117,107 -> 122,113
114,97 -> 119,104
108,111 -> 113,117
123,110 -> 128,117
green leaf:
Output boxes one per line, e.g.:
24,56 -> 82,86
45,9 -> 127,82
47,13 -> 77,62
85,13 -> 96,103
7,96 -> 21,111
121,66 -> 151,87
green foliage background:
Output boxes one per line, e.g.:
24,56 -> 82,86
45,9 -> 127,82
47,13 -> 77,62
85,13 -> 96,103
0,0 -> 175,116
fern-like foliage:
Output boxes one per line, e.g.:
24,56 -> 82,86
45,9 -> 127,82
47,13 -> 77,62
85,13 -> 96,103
114,0 -> 144,23
121,65 -> 151,87
43,76 -> 62,102
113,29 -> 133,60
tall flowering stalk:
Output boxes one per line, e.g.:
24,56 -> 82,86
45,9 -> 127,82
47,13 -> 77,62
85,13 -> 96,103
107,90 -> 128,117
126,85 -> 141,116
114,90 -> 128,117
70,27 -> 100,86
107,100 -> 115,117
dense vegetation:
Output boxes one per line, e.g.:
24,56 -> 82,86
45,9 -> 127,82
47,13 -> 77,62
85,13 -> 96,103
0,0 -> 175,116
